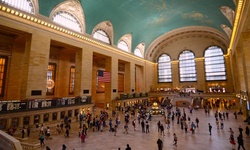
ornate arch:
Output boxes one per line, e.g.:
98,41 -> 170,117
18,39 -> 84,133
117,33 -> 132,53
49,0 -> 85,34
92,20 -> 114,45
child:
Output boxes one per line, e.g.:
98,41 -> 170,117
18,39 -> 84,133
81,133 -> 86,143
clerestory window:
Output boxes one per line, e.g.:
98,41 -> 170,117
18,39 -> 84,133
134,48 -> 143,58
158,54 -> 172,82
179,50 -> 197,82
0,0 -> 34,14
93,29 -> 111,44
117,41 -> 129,52
52,11 -> 82,33
204,46 -> 226,81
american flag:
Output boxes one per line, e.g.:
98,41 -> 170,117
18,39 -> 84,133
97,70 -> 111,83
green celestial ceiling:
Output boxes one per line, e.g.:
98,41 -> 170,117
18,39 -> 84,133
38,0 -> 235,52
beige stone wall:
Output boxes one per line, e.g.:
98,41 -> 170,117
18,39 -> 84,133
153,35 -> 233,92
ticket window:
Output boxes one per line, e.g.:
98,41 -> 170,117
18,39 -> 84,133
52,112 -> 57,121
44,113 -> 49,122
68,110 -> 72,117
34,115 -> 40,124
23,116 -> 30,126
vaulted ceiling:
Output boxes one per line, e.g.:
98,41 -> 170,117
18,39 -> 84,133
38,0 -> 236,59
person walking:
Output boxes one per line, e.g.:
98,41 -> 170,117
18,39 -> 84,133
145,121 -> 150,133
157,121 -> 161,132
65,127 -> 69,138
124,123 -> 129,134
114,125 -> 117,136
141,119 -> 145,133
132,119 -> 136,131
237,134 -> 246,150
245,126 -> 249,136
208,123 -> 212,135
157,138 -> 163,150
195,117 -> 199,128
125,144 -> 131,150
234,111 -> 237,120
39,132 -> 45,147
238,125 -> 243,137
27,126 -> 30,137
160,124 -> 165,136
21,127 -> 25,138
62,144 -> 67,150
173,133 -> 178,147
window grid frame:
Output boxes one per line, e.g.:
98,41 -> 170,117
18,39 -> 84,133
179,50 -> 197,82
69,66 -> 75,94
158,54 -> 172,83
46,63 -> 56,95
204,46 -> 227,81
0,56 -> 7,96
0,0 -> 35,14
52,11 -> 82,33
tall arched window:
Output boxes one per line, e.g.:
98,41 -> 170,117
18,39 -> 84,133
204,46 -> 226,81
117,41 -> 129,52
134,48 -> 143,58
158,54 -> 172,82
93,29 -> 111,44
52,11 -> 82,33
179,50 -> 197,82
0,0 -> 34,14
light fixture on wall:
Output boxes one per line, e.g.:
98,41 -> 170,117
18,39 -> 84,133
47,79 -> 55,90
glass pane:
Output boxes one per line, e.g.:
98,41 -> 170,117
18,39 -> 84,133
93,30 -> 110,44
204,46 -> 226,81
179,50 -> 197,82
53,11 -> 82,33
134,48 -> 143,58
1,0 -> 34,14
118,41 -> 129,52
158,54 -> 172,82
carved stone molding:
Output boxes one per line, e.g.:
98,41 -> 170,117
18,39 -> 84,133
220,6 -> 235,26
117,33 -> 132,53
49,0 -> 85,33
92,21 -> 114,45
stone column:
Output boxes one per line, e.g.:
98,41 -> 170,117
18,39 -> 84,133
18,116 -> 24,127
111,57 -> 118,100
172,61 -> 179,88
39,114 -> 44,124
196,59 -> 205,91
75,46 -> 93,97
20,33 -> 50,99
57,111 -> 61,121
104,57 -> 112,109
48,112 -> 53,122
124,63 -> 134,93
241,32 -> 250,117
29,115 -> 34,126
6,118 -> 12,129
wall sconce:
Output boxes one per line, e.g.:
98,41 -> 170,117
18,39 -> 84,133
47,79 -> 55,89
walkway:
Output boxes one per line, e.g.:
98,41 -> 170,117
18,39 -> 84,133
14,107 -> 250,150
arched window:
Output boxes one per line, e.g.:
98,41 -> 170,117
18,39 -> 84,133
93,29 -> 111,44
158,54 -> 172,82
134,48 -> 143,58
52,11 -> 82,33
204,46 -> 226,81
179,50 -> 197,82
117,41 -> 129,52
0,0 -> 34,14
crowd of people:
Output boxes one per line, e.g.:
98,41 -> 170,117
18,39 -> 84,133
9,102 -> 250,150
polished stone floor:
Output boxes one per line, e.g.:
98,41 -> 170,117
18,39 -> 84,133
15,107 -> 250,150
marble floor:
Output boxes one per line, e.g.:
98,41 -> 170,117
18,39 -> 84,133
15,107 -> 250,150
